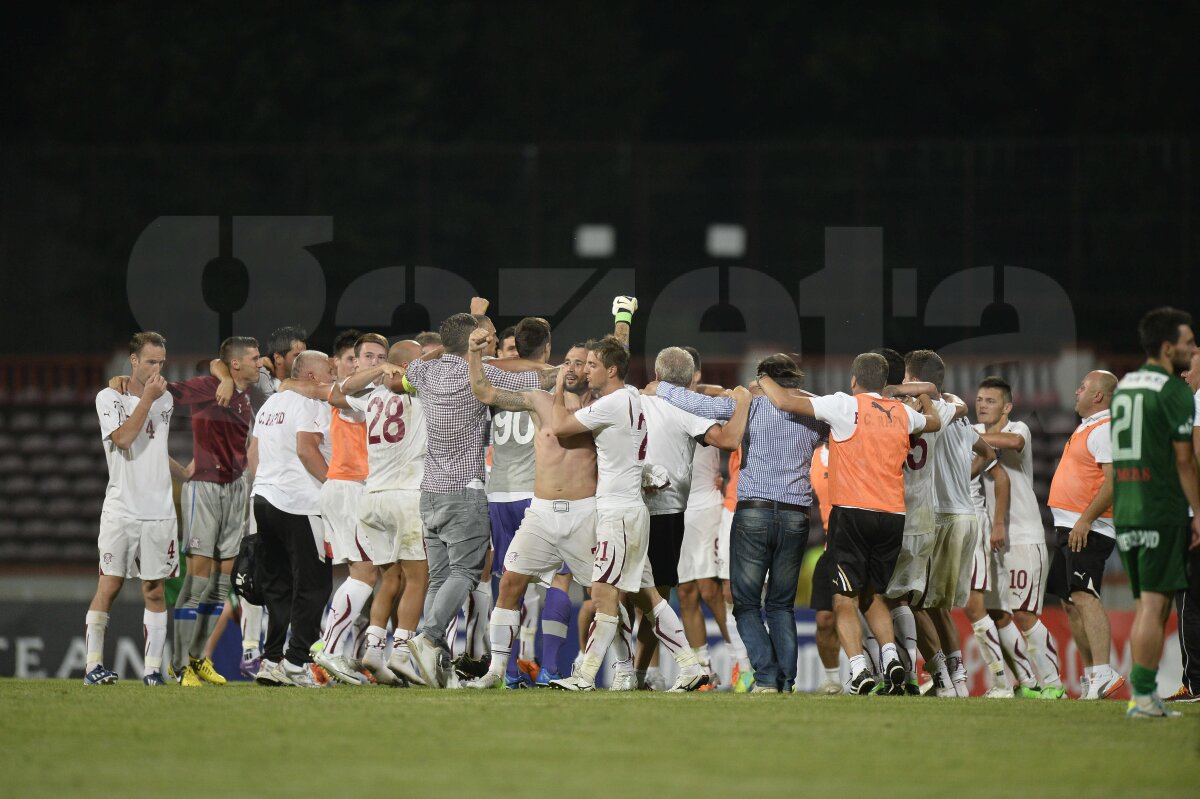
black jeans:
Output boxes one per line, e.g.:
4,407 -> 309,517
254,497 -> 332,666
1177,546 -> 1200,694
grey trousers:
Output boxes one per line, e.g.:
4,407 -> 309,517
418,489 -> 491,650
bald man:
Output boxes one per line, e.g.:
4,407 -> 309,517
1047,370 -> 1124,699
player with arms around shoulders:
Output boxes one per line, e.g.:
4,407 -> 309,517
1113,307 -> 1200,718
86,332 -> 189,686
758,352 -> 942,695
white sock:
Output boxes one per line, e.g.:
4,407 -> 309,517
321,578 -> 373,656
519,586 -> 540,661
725,607 -> 751,671
611,605 -> 634,668
143,610 -> 167,675
466,583 -> 492,659
824,667 -> 841,684
85,610 -> 108,672
880,642 -> 898,667
971,616 -> 1009,688
948,649 -> 965,678
579,612 -> 619,681
1023,620 -> 1062,687
1084,665 -> 1094,684
998,622 -> 1038,688
849,654 -> 868,679
240,601 -> 263,655
890,605 -> 918,680
697,643 -> 711,671
487,607 -> 520,676
363,625 -> 388,666
650,600 -> 699,670
859,610 -> 881,675
928,651 -> 952,691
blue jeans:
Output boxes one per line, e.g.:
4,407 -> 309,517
730,506 -> 809,691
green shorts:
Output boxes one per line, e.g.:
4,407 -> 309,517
1116,526 -> 1188,597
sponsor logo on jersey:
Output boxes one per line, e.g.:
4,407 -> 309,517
1116,529 -> 1161,551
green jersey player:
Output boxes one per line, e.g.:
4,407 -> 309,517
1112,307 -> 1200,718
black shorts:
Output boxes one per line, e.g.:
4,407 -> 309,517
648,512 -> 686,588
1047,526 -> 1116,599
826,506 -> 905,596
810,550 -> 834,612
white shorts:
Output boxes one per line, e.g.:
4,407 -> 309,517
885,504 -> 935,601
924,512 -> 978,608
503,497 -> 596,588
717,507 -> 734,580
885,530 -> 935,601
970,510 -> 1010,612
98,512 -> 179,580
181,475 -> 249,560
592,504 -> 652,593
1002,542 -> 1048,615
359,489 -> 425,565
678,503 -> 722,583
320,479 -> 367,565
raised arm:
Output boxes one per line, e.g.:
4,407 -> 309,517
109,377 -> 167,451
468,329 -> 543,416
702,386 -> 752,452
612,296 -> 637,348
757,376 -> 816,417
915,394 -> 942,434
550,368 -> 591,437
656,382 -> 736,421
340,363 -> 403,396
942,392 -> 969,419
980,431 -> 1026,451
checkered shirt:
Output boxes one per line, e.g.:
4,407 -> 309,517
404,355 -> 541,493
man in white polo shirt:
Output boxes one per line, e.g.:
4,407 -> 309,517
249,350 -> 333,688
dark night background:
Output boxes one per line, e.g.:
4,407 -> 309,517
2,1 -> 1197,359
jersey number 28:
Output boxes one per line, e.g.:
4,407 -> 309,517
367,395 -> 406,445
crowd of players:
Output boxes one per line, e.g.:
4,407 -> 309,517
80,297 -> 1200,717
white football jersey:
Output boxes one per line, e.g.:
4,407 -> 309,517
344,387 -> 426,493
576,386 -> 647,510
96,387 -> 176,520
974,420 -> 1044,546
640,394 -> 718,515
686,442 -> 723,511
932,402 -> 977,514
252,391 -> 331,515
902,423 -> 937,535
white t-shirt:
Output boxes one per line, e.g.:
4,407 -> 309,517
96,388 -> 176,520
687,444 -> 723,511
902,426 -> 936,535
932,403 -> 978,515
1049,409 -> 1115,538
808,391 -> 927,441
576,386 -> 647,510
640,394 -> 718,515
252,391 -> 332,515
344,387 -> 426,493
975,420 -> 1044,546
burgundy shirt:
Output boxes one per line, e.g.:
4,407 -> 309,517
168,376 -> 253,484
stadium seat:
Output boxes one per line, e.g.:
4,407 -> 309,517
19,433 -> 53,454
4,475 -> 36,496
29,455 -> 61,474
0,454 -> 23,474
56,434 -> 90,453
44,411 -> 75,431
44,498 -> 78,518
13,497 -> 45,518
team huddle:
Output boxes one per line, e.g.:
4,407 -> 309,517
80,297 -> 1200,717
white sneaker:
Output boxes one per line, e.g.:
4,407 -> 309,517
407,635 -> 446,689
984,685 -> 1015,698
550,675 -> 596,691
818,678 -> 843,695
361,650 -> 401,686
645,667 -> 666,692
468,671 -> 504,690
667,669 -> 710,693
750,685 -> 780,694
281,659 -> 323,688
388,648 -> 425,686
313,651 -> 363,686
610,670 -> 638,691
254,659 -> 286,687
1091,670 -> 1127,700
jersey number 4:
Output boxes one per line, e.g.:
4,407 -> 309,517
1111,394 -> 1144,460
367,395 -> 406,445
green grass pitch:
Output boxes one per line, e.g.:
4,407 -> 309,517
1,680 -> 1196,799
